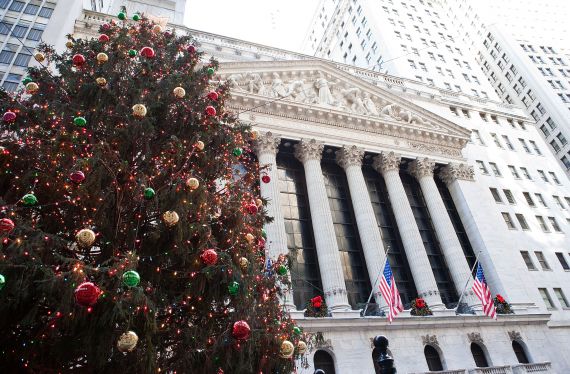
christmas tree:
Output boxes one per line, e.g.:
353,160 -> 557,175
0,15 -> 305,373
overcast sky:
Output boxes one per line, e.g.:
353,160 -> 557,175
185,0 -> 320,53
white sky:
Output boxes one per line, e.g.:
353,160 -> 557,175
185,0 -> 321,53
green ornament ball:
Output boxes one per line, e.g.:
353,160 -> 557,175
207,67 -> 215,75
0,274 -> 5,290
128,49 -> 137,57
293,326 -> 302,335
232,148 -> 243,157
277,264 -> 288,276
261,228 -> 267,239
122,270 -> 140,287
22,76 -> 33,85
118,12 -> 126,20
74,116 -> 87,127
228,281 -> 239,295
132,14 -> 141,21
143,187 -> 156,200
22,193 -> 38,206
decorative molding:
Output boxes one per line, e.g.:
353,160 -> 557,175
408,141 -> 463,158
440,163 -> 476,185
408,157 -> 435,179
422,334 -> 439,346
335,145 -> 364,169
324,287 -> 347,297
418,289 -> 440,299
294,139 -> 324,163
508,331 -> 522,341
467,332 -> 484,344
254,131 -> 281,156
372,152 -> 401,174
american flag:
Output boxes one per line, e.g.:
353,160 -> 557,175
378,259 -> 404,322
472,263 -> 497,319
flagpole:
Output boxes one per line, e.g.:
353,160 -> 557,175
455,249 -> 483,314
362,246 -> 390,317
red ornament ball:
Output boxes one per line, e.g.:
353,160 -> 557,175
232,320 -> 251,340
200,249 -> 218,265
70,171 -> 85,184
102,23 -> 111,30
187,45 -> 196,54
261,175 -> 271,183
0,218 -> 15,235
140,47 -> 155,58
2,111 -> 16,123
72,54 -> 86,66
205,106 -> 216,116
246,203 -> 258,215
75,282 -> 100,307
98,34 -> 110,42
207,91 -> 219,101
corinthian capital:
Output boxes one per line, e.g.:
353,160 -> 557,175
335,145 -> 364,169
408,157 -> 435,179
439,163 -> 475,185
254,131 -> 281,156
372,152 -> 401,174
294,139 -> 324,163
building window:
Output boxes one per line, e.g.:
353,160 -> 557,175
27,28 -> 43,41
520,167 -> 531,180
550,140 -> 561,153
11,25 -> 28,38
535,251 -> 550,270
489,162 -> 501,177
471,343 -> 489,368
424,345 -> 444,371
522,192 -> 535,207
515,214 -> 529,230
512,341 -> 530,364
8,0 -> 25,11
537,170 -> 548,182
535,216 -> 549,232
539,288 -> 555,309
554,288 -> 569,308
501,212 -> 516,229
23,3 -> 40,14
508,165 -> 520,179
13,53 -> 31,67
476,161 -> 488,174
0,49 -> 16,64
502,136 -> 514,150
553,196 -> 565,209
39,4 -> 55,18
521,251 -> 537,270
518,139 -> 531,153
489,188 -> 502,203
503,189 -> 516,204
546,118 -> 557,130
548,217 -> 562,232
529,141 -> 542,155
314,350 -> 336,374
540,125 -> 550,137
548,172 -> 560,184
556,133 -> 568,146
555,253 -> 569,270
490,133 -> 502,148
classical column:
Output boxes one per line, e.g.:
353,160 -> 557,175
372,152 -> 445,310
254,132 -> 295,311
336,146 -> 386,306
440,163 -> 507,300
409,158 -> 480,308
294,139 -> 351,311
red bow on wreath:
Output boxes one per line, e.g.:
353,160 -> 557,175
311,296 -> 323,308
415,298 -> 426,308
496,294 -> 505,303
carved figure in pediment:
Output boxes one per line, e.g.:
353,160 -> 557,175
314,72 -> 337,106
399,110 -> 426,125
271,73 -> 291,98
362,92 -> 379,116
340,86 -> 367,115
289,80 -> 317,104
246,73 -> 270,96
226,74 -> 244,91
380,103 -> 403,120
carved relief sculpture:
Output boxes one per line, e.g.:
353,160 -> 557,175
314,71 -> 337,106
362,92 -> 379,115
271,72 -> 290,98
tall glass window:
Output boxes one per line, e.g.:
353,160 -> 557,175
322,157 -> 371,308
276,149 -> 322,309
400,170 -> 458,306
363,166 -> 417,306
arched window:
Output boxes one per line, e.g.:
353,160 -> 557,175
424,345 -> 444,372
314,350 -> 336,374
512,341 -> 530,364
471,343 -> 489,367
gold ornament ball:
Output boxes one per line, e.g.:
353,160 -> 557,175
65,41 -> 74,48
97,52 -> 109,63
132,104 -> 147,118
239,257 -> 249,270
245,233 -> 255,243
153,25 -> 163,33
173,86 -> 186,98
186,177 -> 199,190
280,340 -> 295,359
162,211 -> 180,226
96,77 -> 107,87
117,331 -> 139,352
255,198 -> 263,208
250,130 -> 259,140
195,141 -> 205,151
34,52 -> 45,62
296,341 -> 307,355
76,228 -> 96,247
25,82 -> 39,94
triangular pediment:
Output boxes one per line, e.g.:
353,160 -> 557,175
218,60 -> 471,155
